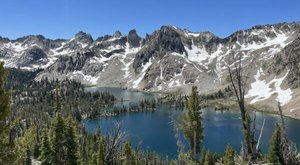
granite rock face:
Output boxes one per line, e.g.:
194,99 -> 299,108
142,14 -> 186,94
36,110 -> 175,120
18,47 -> 48,67
133,26 -> 186,73
269,36 -> 300,88
127,29 -> 141,48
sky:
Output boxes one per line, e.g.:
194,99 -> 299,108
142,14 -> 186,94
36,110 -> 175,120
0,0 -> 300,40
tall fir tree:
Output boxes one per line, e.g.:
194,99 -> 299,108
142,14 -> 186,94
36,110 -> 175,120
90,153 -> 98,165
123,141 -> 136,165
50,84 -> 66,165
203,151 -> 214,165
0,62 -> 15,164
40,128 -> 52,165
15,124 -> 38,164
180,86 -> 203,160
65,115 -> 79,165
97,136 -> 105,165
268,124 -> 284,165
54,84 -> 61,115
223,144 -> 235,165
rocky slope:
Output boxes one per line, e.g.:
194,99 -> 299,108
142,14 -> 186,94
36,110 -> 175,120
1,21 -> 300,117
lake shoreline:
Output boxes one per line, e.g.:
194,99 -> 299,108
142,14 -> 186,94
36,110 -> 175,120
204,98 -> 300,120
85,86 -> 300,120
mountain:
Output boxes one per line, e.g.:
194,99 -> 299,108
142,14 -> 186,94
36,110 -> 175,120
1,21 -> 300,117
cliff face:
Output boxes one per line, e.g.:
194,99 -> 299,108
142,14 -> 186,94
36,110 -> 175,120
269,36 -> 300,88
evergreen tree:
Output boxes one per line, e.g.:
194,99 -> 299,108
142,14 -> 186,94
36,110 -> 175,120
123,141 -> 136,165
170,160 -> 176,165
40,128 -> 52,165
54,84 -> 62,115
65,115 -> 79,165
223,144 -> 235,165
97,137 -> 105,165
204,151 -> 214,165
89,153 -> 98,165
268,124 -> 284,165
50,114 -> 65,165
180,86 -> 203,160
50,85 -> 66,165
15,124 -> 38,164
0,62 -> 15,164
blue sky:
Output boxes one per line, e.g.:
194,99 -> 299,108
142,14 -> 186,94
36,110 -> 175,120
1,0 -> 300,40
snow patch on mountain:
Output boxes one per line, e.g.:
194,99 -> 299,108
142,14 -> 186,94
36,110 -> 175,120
185,32 -> 200,37
241,30 -> 291,51
273,71 -> 293,105
3,42 -> 27,53
185,44 -> 209,64
246,69 -> 293,105
69,71 -> 99,85
172,52 -> 203,73
132,58 -> 152,88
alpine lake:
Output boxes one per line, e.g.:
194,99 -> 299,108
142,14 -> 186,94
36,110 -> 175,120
83,87 -> 300,158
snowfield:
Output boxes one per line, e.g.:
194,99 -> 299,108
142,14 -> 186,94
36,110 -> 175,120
246,69 -> 293,105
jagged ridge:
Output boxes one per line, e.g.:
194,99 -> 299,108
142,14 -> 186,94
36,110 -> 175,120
1,21 -> 300,117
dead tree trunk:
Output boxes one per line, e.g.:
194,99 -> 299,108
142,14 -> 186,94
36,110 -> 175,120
277,102 -> 299,164
256,118 -> 266,150
226,53 -> 256,160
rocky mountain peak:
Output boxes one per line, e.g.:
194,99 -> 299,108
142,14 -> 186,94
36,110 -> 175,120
148,26 -> 184,50
127,29 -> 141,47
159,26 -> 179,34
95,35 -> 112,42
132,25 -> 186,73
223,22 -> 300,45
113,31 -> 122,38
74,31 -> 93,43
197,31 -> 219,41
14,35 -> 45,42
12,35 -> 48,46
0,36 -> 10,43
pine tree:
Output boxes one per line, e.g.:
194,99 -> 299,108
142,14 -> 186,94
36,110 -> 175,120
123,141 -> 136,165
40,128 -> 52,165
89,153 -> 98,165
180,86 -> 203,160
50,114 -> 65,165
204,151 -> 214,165
223,144 -> 235,165
170,160 -> 176,165
65,115 -> 79,165
268,124 -> 284,165
15,124 -> 38,164
0,62 -> 15,164
97,137 -> 105,165
54,84 -> 61,115
50,85 -> 66,165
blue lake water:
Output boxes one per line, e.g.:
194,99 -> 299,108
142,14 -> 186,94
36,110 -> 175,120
84,87 -> 300,158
